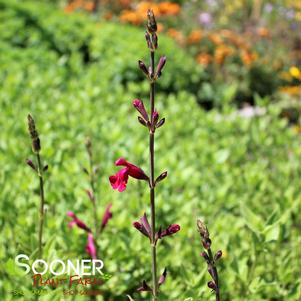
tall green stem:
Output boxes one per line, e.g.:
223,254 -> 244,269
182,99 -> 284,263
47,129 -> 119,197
89,153 -> 99,237
36,153 -> 45,259
149,50 -> 158,300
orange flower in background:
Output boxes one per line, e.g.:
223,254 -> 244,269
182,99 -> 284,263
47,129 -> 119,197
279,86 -> 301,95
196,53 -> 212,66
136,2 -> 160,16
208,33 -> 223,45
219,29 -> 249,49
104,11 -> 113,20
257,27 -> 270,38
119,1 -> 181,24
187,30 -> 203,44
158,2 -> 181,15
119,0 -> 132,8
120,10 -> 143,25
167,28 -> 185,44
240,50 -> 257,66
214,45 -> 234,65
84,1 -> 94,12
157,22 -> 164,33
64,0 -> 94,13
279,71 -> 292,82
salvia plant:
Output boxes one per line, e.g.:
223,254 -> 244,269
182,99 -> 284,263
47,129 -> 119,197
109,10 -> 180,300
197,219 -> 222,301
67,137 -> 113,260
27,114 -> 48,258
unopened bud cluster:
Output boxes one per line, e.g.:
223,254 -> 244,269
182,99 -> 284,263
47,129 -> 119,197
197,219 -> 222,296
28,114 -> 41,153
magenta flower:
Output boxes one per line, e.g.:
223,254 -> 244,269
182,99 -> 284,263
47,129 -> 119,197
109,168 -> 129,192
101,203 -> 113,230
109,158 -> 148,192
86,233 -> 97,259
67,211 -> 91,233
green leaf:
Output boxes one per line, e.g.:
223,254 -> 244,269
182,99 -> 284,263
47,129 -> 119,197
240,203 -> 264,234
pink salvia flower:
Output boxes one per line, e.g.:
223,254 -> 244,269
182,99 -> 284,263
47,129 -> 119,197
133,99 -> 149,121
67,211 -> 91,232
109,168 -> 129,192
86,233 -> 97,259
109,158 -> 148,192
101,203 -> 113,230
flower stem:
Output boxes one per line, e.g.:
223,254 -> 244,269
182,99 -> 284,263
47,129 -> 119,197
149,50 -> 158,300
36,153 -> 45,259
208,248 -> 220,301
90,155 -> 98,237
86,138 -> 100,239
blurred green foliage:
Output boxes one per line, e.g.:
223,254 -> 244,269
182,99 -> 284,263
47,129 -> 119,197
0,1 -> 301,300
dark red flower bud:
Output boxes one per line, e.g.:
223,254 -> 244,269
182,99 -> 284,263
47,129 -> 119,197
147,9 -> 157,33
152,33 -> 158,49
133,221 -> 150,239
137,280 -> 152,292
155,56 -> 166,78
67,211 -> 91,233
133,99 -> 149,121
208,266 -> 215,279
155,171 -> 167,184
101,203 -> 112,230
27,114 -> 41,153
152,110 -> 159,125
202,238 -> 212,249
158,268 -> 167,287
140,213 -> 151,236
197,219 -> 209,239
145,31 -> 152,49
214,250 -> 222,261
138,60 -> 149,77
26,159 -> 37,171
159,224 -> 180,239
200,251 -> 210,263
207,281 -> 216,290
